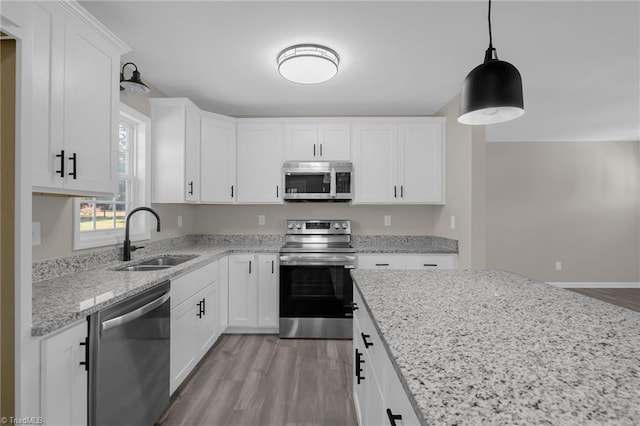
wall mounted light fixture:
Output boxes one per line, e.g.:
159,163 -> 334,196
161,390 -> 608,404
120,62 -> 151,93
277,44 -> 339,84
458,0 -> 524,125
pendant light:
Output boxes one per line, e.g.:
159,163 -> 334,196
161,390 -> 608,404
458,0 -> 524,125
120,62 -> 151,93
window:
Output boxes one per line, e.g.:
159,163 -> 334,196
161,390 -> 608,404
73,103 -> 151,250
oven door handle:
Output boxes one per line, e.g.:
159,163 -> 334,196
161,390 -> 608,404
279,254 -> 355,267
329,167 -> 337,198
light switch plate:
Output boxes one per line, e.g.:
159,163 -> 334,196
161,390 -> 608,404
384,215 -> 391,227
178,215 -> 183,228
258,215 -> 266,226
450,216 -> 456,230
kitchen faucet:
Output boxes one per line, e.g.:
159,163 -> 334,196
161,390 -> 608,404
122,207 -> 161,261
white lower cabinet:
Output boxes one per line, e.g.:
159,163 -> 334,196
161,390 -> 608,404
219,256 -> 229,332
40,320 -> 88,426
170,261 -> 220,394
353,286 -> 420,426
228,253 -> 279,331
358,253 -> 458,270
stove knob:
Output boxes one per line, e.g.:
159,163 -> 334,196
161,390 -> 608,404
287,223 -> 294,229
342,222 -> 348,229
333,223 -> 340,229
295,223 -> 302,229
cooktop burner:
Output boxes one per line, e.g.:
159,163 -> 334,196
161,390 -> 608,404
280,219 -> 353,253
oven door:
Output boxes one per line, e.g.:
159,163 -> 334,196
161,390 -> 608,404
279,263 -> 353,318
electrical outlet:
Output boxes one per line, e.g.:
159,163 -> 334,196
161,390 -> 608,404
177,215 -> 183,228
450,215 -> 456,230
555,261 -> 562,271
384,215 -> 391,227
32,222 -> 41,246
258,215 -> 266,226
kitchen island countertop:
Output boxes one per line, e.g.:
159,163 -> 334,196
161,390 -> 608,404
351,269 -> 640,425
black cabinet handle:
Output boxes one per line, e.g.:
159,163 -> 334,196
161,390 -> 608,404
355,349 -> 365,384
394,185 -> 397,198
231,185 -> 234,198
361,333 -> 374,348
79,338 -> 89,371
423,264 -> 438,267
276,185 -> 279,198
196,300 -> 203,318
320,143 -> 323,157
400,185 -> 403,198
375,263 -> 390,267
201,298 -> 206,316
68,153 -> 77,179
188,181 -> 194,195
271,260 -> 274,274
386,409 -> 402,426
313,144 -> 316,157
55,150 -> 65,178
249,260 -> 252,274
352,302 -> 359,311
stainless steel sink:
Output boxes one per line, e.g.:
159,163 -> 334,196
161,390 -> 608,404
114,264 -> 171,272
138,254 -> 198,266
114,254 -> 198,271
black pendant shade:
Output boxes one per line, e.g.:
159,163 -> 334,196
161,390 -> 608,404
458,48 -> 524,125
120,62 -> 151,94
458,0 -> 524,125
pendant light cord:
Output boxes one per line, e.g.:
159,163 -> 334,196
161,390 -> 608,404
484,0 -> 497,62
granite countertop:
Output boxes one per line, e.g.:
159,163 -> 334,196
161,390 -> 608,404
33,234 -> 458,337
351,269 -> 640,426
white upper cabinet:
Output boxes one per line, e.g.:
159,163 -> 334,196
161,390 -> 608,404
200,112 -> 237,204
236,121 -> 284,204
150,98 -> 201,203
31,1 -> 128,196
284,122 -> 350,161
352,118 -> 446,205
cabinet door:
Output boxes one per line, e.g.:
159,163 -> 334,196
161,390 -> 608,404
184,104 -> 201,202
353,317 -> 366,426
31,2 -> 64,190
201,116 -> 236,203
257,254 -> 278,328
62,13 -> 119,195
352,124 -> 397,203
383,355 -> 421,426
41,321 -> 88,426
236,122 -> 283,204
398,123 -> 445,204
170,296 -> 198,394
218,256 -> 229,332
228,255 -> 258,327
284,124 -> 318,161
195,283 -> 219,355
318,124 -> 350,161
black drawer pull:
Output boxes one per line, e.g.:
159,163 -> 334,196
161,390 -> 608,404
355,349 -> 365,384
271,260 -> 274,274
386,408 -> 402,426
249,260 -> 252,274
361,333 -> 374,348
423,263 -> 438,267
201,298 -> 206,316
352,302 -> 359,311
375,263 -> 390,267
196,300 -> 203,318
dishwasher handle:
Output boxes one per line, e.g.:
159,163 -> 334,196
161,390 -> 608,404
101,292 -> 170,333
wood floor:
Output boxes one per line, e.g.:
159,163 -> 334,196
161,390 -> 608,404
157,334 -> 357,426
566,288 -> 640,312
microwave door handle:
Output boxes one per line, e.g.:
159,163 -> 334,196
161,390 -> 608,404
330,168 -> 336,197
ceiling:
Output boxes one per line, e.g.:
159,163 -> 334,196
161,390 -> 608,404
81,1 -> 640,143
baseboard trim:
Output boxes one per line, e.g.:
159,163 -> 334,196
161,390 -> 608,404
548,282 -> 640,289
224,327 -> 279,334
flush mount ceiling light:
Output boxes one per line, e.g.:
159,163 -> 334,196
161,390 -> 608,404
277,44 -> 339,84
120,62 -> 151,93
458,0 -> 524,125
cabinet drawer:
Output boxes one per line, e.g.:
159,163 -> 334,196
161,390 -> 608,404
170,269 -> 200,308
403,254 -> 457,270
198,260 -> 219,286
357,254 -> 404,269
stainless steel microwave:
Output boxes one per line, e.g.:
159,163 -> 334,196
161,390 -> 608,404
282,162 -> 353,202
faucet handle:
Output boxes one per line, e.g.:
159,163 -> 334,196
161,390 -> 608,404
131,245 -> 145,252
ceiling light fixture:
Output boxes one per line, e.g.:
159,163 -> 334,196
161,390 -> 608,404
458,0 -> 524,125
277,44 -> 339,84
120,62 -> 151,93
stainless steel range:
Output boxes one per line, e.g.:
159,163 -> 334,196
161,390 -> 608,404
279,219 -> 355,339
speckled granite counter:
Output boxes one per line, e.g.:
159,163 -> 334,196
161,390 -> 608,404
352,235 -> 457,254
351,269 -> 640,425
32,242 -> 281,336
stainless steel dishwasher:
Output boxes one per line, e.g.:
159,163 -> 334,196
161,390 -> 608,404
88,281 -> 170,426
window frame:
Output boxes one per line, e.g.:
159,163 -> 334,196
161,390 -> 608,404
73,102 -> 151,250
